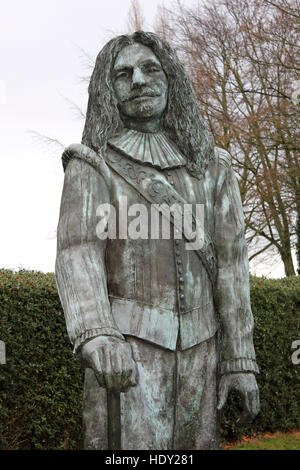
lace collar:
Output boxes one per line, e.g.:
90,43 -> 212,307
108,129 -> 186,170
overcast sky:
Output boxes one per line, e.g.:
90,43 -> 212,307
0,0 -> 290,277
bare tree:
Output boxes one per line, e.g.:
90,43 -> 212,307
155,0 -> 300,276
154,3 -> 170,40
265,0 -> 300,20
127,0 -> 145,32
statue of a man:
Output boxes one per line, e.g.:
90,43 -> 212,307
55,31 -> 260,450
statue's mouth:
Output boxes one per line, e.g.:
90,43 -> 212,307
126,92 -> 160,102
131,96 -> 156,102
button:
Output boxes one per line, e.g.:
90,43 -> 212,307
170,181 -> 174,185
177,260 -> 182,265
178,268 -> 183,274
179,285 -> 184,292
175,240 -> 180,245
176,250 -> 180,256
180,294 -> 185,299
179,277 -> 184,283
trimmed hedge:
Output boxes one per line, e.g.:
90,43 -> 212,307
0,270 -> 83,450
222,275 -> 300,441
0,269 -> 299,449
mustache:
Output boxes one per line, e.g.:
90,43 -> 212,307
123,88 -> 161,102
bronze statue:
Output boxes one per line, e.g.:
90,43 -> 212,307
55,31 -> 260,450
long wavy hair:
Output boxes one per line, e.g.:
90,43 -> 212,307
82,31 -> 215,178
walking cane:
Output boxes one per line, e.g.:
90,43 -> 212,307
107,390 -> 121,450
106,344 -> 139,450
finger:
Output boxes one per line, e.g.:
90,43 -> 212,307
128,361 -> 138,387
90,351 -> 106,388
237,405 -> 252,426
250,389 -> 260,417
247,389 -> 260,418
112,348 -> 122,376
237,390 -> 260,426
238,389 -> 252,425
217,377 -> 230,411
93,348 -> 107,388
118,358 -> 132,393
108,349 -> 122,391
102,348 -> 114,390
101,347 -> 111,374
94,371 -> 106,388
120,354 -> 133,390
90,350 -> 102,373
121,361 -> 138,391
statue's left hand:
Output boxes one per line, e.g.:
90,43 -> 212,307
217,373 -> 260,425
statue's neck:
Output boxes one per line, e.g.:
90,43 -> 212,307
120,114 -> 162,133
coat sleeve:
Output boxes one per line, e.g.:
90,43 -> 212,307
55,157 -> 124,357
214,148 -> 259,375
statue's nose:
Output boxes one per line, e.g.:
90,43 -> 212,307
131,67 -> 146,87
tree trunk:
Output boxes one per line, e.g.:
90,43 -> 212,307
281,249 -> 296,277
297,214 -> 300,275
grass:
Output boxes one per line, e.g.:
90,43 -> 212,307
222,430 -> 300,450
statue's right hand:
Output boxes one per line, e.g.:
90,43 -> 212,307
81,336 -> 138,392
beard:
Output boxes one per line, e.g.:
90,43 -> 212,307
134,100 -> 155,117
118,92 -> 167,123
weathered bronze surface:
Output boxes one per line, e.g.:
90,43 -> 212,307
55,31 -> 260,450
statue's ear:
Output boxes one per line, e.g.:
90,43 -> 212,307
215,147 -> 232,168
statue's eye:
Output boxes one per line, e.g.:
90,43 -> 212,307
144,65 -> 160,73
115,70 -> 130,79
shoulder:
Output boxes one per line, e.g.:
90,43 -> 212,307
62,143 -> 111,188
212,147 -> 235,197
214,147 -> 232,169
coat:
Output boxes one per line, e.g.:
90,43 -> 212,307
55,131 -> 259,376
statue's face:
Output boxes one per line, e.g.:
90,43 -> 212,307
112,43 -> 168,121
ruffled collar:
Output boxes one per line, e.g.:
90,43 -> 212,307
108,128 -> 186,170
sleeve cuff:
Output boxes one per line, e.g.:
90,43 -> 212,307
220,358 -> 259,375
73,327 -> 125,356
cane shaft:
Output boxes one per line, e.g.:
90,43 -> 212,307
107,390 -> 121,450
